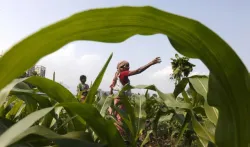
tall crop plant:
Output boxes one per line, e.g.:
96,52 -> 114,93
0,6 -> 249,147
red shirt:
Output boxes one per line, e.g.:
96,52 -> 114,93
119,71 -> 130,85
110,71 -> 130,89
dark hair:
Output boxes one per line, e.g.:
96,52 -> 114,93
80,75 -> 86,81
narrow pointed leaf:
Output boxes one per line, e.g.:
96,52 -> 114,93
0,107 -> 54,147
60,102 -> 125,147
173,78 -> 189,97
134,95 -> 147,137
97,95 -> 115,117
6,100 -> 24,120
84,53 -> 112,104
140,130 -> 153,147
10,126 -> 103,147
0,6 -> 248,146
175,112 -> 191,146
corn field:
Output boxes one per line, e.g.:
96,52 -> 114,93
0,6 -> 249,147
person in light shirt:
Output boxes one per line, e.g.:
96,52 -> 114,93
77,75 -> 89,102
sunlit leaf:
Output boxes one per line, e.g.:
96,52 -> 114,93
97,95 -> 115,117
190,111 -> 215,144
84,53 -> 112,104
189,76 -> 218,125
122,84 -> 192,109
0,6 -> 249,146
134,95 -> 147,137
0,78 -> 27,107
6,100 -> 24,120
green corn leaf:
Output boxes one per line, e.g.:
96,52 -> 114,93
111,95 -> 137,145
207,73 -> 234,146
97,94 -> 115,117
189,76 -> 218,125
0,6 -> 249,146
24,77 -> 85,131
14,103 -> 26,119
84,53 -> 112,104
25,77 -> 77,103
62,131 -> 94,142
59,102 -> 125,147
112,104 -> 135,139
6,100 -> 24,120
175,112 -> 191,146
3,95 -> 17,110
50,106 -> 63,128
9,125 -> 103,147
190,111 -> 215,144
173,78 -> 189,97
16,94 -> 38,116
198,138 -> 209,147
0,107 -> 54,147
119,94 -> 137,140
11,86 -> 56,127
140,130 -> 153,147
134,95 -> 147,138
122,84 -> 192,109
11,84 -> 38,116
0,78 -> 27,107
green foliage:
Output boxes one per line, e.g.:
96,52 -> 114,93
170,54 -> 195,84
84,53 -> 113,104
60,103 -> 125,147
0,107 -> 54,146
0,5 -> 249,147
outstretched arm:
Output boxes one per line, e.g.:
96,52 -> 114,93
129,57 -> 161,76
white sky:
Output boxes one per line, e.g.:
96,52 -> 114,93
1,0 -> 249,94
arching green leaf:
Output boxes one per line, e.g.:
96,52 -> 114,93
0,6 -> 249,146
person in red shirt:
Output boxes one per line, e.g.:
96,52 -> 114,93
109,57 -> 161,137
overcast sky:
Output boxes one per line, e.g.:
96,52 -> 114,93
1,0 -> 249,94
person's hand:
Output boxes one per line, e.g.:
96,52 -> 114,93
150,57 -> 161,65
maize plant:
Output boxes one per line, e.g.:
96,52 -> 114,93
0,6 -> 249,147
